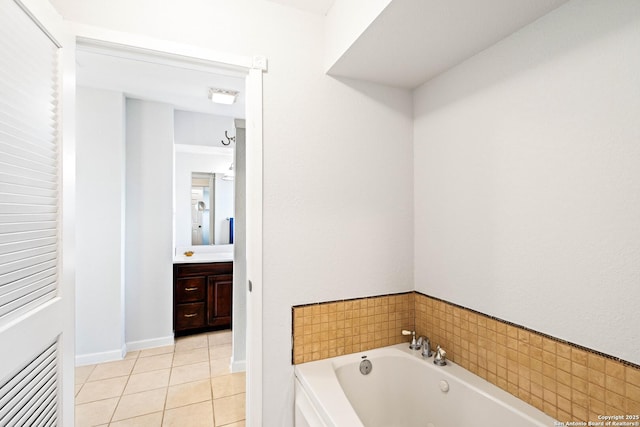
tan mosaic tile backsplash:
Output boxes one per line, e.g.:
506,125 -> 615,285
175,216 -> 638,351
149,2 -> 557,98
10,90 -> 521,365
292,293 -> 414,364
292,292 -> 640,423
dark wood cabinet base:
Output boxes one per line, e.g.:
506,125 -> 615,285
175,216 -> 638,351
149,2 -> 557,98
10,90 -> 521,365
173,262 -> 233,336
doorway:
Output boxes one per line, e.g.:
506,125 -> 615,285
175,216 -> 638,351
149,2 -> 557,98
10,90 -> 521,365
73,34 -> 263,424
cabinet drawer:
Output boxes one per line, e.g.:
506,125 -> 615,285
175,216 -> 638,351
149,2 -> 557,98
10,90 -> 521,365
175,303 -> 205,330
175,262 -> 233,277
176,277 -> 205,302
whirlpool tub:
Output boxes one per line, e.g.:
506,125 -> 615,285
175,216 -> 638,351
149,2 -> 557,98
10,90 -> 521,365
294,343 -> 557,427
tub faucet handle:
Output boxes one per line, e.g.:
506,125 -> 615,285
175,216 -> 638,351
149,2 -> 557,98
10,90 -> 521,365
401,330 -> 420,350
434,345 -> 447,366
421,337 -> 432,358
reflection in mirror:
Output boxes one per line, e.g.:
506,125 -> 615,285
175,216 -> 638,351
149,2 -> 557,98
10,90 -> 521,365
191,172 -> 234,245
191,173 -> 212,245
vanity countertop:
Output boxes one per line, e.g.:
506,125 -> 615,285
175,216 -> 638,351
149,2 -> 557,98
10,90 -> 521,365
173,252 -> 233,264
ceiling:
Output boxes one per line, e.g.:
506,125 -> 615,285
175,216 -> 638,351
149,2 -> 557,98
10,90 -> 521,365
75,0 -> 570,109
328,0 -> 570,89
74,2 -> 334,118
264,0 -> 336,15
76,47 -> 246,118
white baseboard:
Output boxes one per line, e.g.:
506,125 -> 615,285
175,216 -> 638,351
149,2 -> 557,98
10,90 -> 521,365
126,335 -> 175,352
75,336 -> 175,366
231,358 -> 246,373
75,346 -> 126,366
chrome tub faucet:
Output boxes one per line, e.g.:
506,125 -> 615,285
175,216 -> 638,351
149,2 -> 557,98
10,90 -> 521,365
421,337 -> 432,358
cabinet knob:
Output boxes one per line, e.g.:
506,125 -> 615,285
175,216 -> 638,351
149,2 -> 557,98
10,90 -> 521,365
184,313 -> 198,318
184,287 -> 199,291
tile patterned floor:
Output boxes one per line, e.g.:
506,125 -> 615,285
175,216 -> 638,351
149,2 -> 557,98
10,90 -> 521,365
74,330 -> 245,427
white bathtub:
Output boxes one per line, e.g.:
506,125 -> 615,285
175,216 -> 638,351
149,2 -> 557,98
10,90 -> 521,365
294,343 -> 557,427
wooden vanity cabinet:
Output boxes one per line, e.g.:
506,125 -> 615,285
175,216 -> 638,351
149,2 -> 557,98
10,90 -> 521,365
173,262 -> 233,336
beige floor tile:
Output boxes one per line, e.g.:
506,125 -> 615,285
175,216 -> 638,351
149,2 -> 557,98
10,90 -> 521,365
112,388 -> 167,421
175,334 -> 209,352
211,373 -> 246,399
74,332 -> 245,427
75,397 -> 119,427
139,345 -> 175,358
166,379 -> 212,409
124,369 -> 171,395
210,358 -> 230,378
213,393 -> 245,426
170,361 -> 210,385
88,359 -> 135,382
133,353 -> 174,374
163,401 -> 214,427
218,422 -> 245,427
173,347 -> 209,367
209,344 -> 232,360
124,350 -> 140,360
75,365 -> 96,384
75,376 -> 128,404
208,331 -> 232,346
109,412 -> 163,427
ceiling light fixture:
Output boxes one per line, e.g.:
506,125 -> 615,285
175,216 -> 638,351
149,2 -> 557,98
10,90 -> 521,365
208,88 -> 238,105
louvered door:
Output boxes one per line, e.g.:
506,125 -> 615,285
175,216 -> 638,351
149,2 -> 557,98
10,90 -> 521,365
0,0 -> 72,426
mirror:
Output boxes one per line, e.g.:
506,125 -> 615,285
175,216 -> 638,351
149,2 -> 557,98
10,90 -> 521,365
174,144 -> 234,247
191,172 -> 235,245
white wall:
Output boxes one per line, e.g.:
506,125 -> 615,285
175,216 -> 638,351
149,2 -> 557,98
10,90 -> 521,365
125,99 -> 175,348
263,77 -> 413,422
51,1 -> 415,424
75,86 -> 126,364
174,110 -> 236,147
414,0 -> 640,365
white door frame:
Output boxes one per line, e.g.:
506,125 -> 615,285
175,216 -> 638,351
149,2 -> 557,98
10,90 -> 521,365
70,24 -> 264,425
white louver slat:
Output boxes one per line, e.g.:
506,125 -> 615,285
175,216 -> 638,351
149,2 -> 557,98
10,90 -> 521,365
0,341 -> 58,426
0,0 -> 60,323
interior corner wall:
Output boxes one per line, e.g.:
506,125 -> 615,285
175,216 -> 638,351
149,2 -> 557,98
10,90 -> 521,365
75,86 -> 126,364
125,99 -> 175,348
413,0 -> 640,365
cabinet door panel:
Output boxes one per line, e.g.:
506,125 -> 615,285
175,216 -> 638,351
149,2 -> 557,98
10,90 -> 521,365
207,274 -> 232,327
